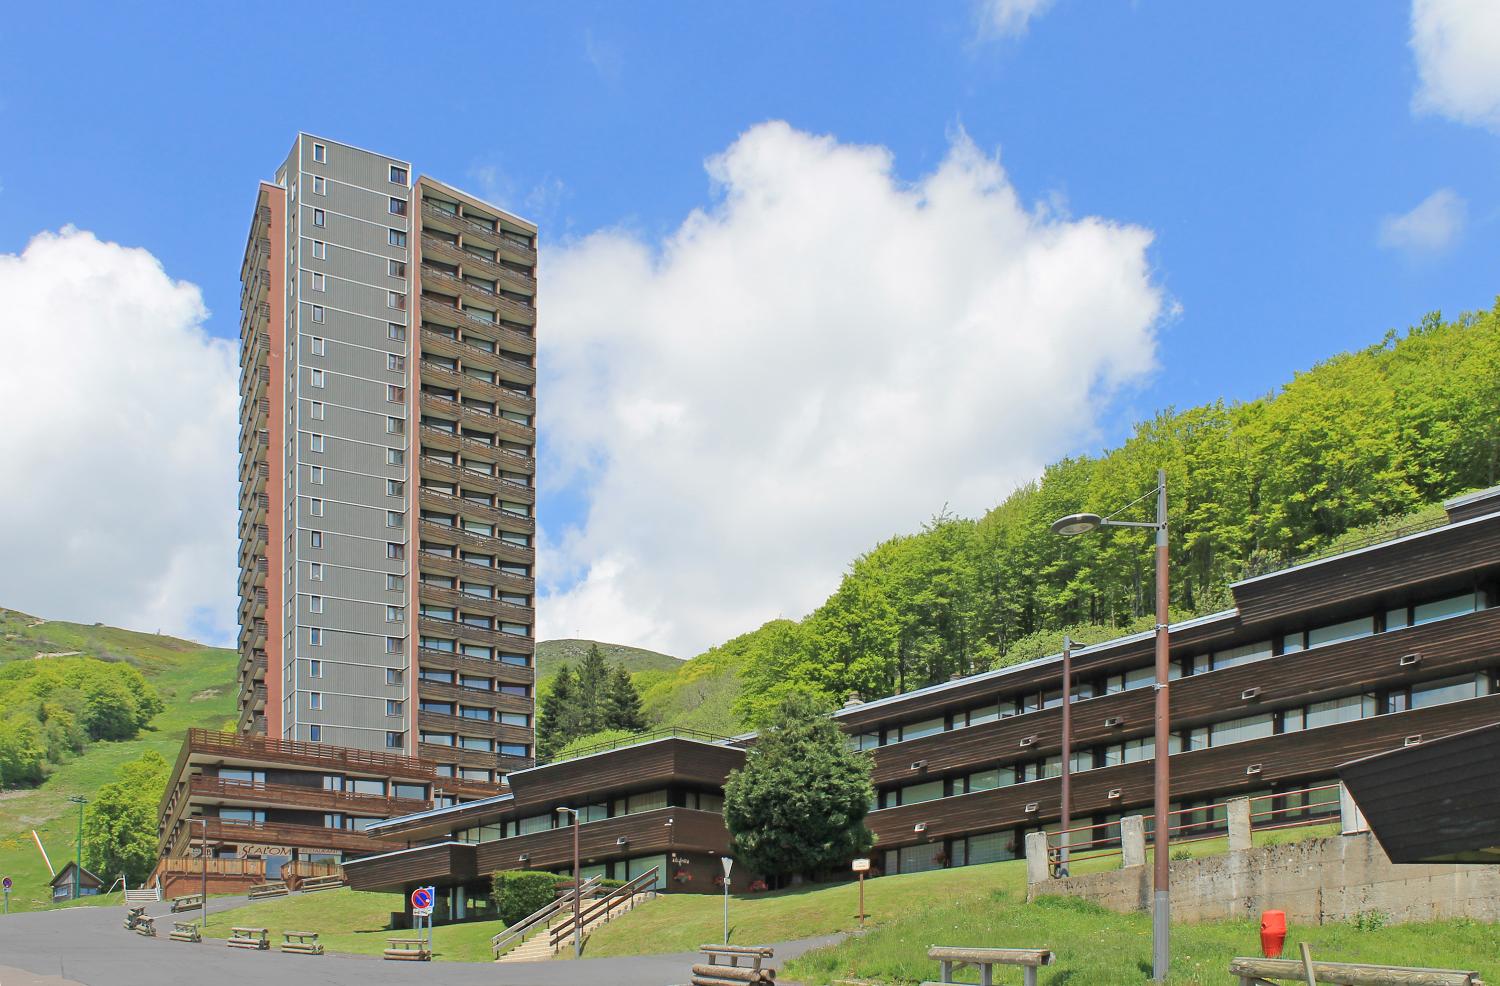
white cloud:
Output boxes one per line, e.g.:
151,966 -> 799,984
0,228 -> 238,643
1378,187 -> 1467,255
1411,0 -> 1500,131
976,0 -> 1057,39
536,122 -> 1164,657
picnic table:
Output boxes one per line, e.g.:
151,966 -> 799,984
169,921 -> 202,943
923,945 -> 1056,986
123,905 -> 146,931
134,914 -> 157,938
384,936 -> 432,961
693,943 -> 776,985
281,930 -> 323,955
170,893 -> 204,913
227,926 -> 270,950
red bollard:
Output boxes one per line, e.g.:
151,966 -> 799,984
1260,909 -> 1287,958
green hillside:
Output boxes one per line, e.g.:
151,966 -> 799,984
0,607 -> 235,912
534,638 -> 681,683
635,303 -> 1500,734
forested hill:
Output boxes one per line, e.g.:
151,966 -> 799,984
641,303 -> 1500,734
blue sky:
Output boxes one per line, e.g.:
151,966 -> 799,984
1,2 -> 1497,651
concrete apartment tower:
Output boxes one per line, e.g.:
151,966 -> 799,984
238,134 -> 538,786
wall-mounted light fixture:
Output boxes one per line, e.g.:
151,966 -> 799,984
913,822 -> 927,833
1245,764 -> 1263,776
910,759 -> 927,771
1104,716 -> 1124,729
1108,788 -> 1123,800
1399,653 -> 1422,668
1404,734 -> 1423,747
1024,802 -> 1039,814
1019,735 -> 1037,748
1241,687 -> 1261,701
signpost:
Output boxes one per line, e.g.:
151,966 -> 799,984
720,857 -> 733,945
852,858 -> 870,928
3,876 -> 11,915
411,885 -> 435,953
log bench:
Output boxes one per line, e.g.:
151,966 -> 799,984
297,875 -> 344,893
247,882 -> 288,900
693,944 -> 776,985
123,905 -> 145,931
169,921 -> 202,943
134,914 -> 157,938
281,930 -> 323,955
227,926 -> 270,950
384,937 -> 431,961
923,945 -> 1056,986
170,893 -> 204,913
1230,956 -> 1485,985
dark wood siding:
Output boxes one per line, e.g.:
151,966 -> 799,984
474,807 -> 729,873
344,841 -> 479,892
506,740 -> 744,811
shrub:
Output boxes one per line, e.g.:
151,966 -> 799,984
490,871 -> 563,926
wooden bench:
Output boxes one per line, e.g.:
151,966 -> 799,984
246,882 -> 288,900
169,921 -> 202,943
1231,956 -> 1485,985
693,944 -> 776,985
297,875 -> 343,893
280,930 -> 324,955
924,945 -> 1056,986
169,893 -> 203,913
226,926 -> 270,950
123,905 -> 146,931
384,937 -> 431,961
134,914 -> 157,938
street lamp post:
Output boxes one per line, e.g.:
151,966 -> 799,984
1052,468 -> 1171,982
67,796 -> 87,901
1058,634 -> 1073,879
196,818 -> 209,927
556,807 -> 582,959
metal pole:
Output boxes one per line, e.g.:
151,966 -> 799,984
858,872 -> 865,929
1151,468 -> 1171,982
1059,634 -> 1073,878
199,818 -> 208,927
723,877 -> 729,944
69,797 -> 86,901
572,812 -> 581,959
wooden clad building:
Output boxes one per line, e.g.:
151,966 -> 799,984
344,486 -> 1500,915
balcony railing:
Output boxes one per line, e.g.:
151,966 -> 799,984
416,360 -> 535,415
188,775 -> 428,817
417,615 -> 534,650
418,392 -> 535,444
418,485 -> 536,533
419,298 -> 535,347
419,233 -> 536,292
420,200 -> 538,265
417,583 -> 534,623
536,727 -> 744,767
419,327 -> 536,382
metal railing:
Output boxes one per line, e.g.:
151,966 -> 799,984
490,874 -> 602,958
538,727 -> 743,766
548,867 -> 659,952
1240,515 -> 1449,579
1045,782 -> 1343,867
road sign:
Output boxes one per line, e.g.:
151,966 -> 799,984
720,857 -> 733,878
851,858 -> 870,873
2,877 -> 10,890
411,886 -> 434,917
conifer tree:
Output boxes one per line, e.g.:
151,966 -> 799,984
537,663 -> 578,757
604,663 -> 647,732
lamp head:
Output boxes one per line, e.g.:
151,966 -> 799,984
1051,513 -> 1103,536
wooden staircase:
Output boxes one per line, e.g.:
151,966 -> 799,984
493,868 -> 660,963
498,888 -> 655,963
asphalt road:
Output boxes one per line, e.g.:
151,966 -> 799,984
0,898 -> 839,986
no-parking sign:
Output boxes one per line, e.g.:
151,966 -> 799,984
411,886 -> 434,917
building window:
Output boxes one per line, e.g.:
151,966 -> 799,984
312,142 -> 326,163
311,271 -> 325,292
309,497 -> 324,516
387,353 -> 405,372
388,259 -> 406,278
313,208 -> 325,228
387,416 -> 404,435
500,712 -> 530,727
310,466 -> 324,484
386,447 -> 404,466
387,384 -> 405,403
387,479 -> 405,497
309,562 -> 323,581
308,691 -> 323,710
386,542 -> 404,560
310,368 -> 325,387
389,229 -> 407,247
386,700 -> 402,717
309,595 -> 324,613
390,164 -> 407,185
499,743 -> 529,758
310,531 -> 323,549
310,401 -> 325,420
389,197 -> 407,216
386,731 -> 403,749
388,323 -> 406,342
310,336 -> 325,356
386,510 -> 402,528
310,725 -> 322,742
308,659 -> 322,678
310,434 -> 324,454
308,627 -> 323,646
312,240 -> 326,259
387,291 -> 406,310
311,305 -> 324,324
386,666 -> 403,684
386,605 -> 404,623
311,175 -> 326,195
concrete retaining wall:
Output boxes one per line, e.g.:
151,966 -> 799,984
1029,832 -> 1500,925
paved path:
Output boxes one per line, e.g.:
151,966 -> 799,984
0,901 -> 840,986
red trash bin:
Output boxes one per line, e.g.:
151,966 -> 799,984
1260,909 -> 1287,958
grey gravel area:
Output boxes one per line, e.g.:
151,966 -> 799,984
0,901 -> 841,986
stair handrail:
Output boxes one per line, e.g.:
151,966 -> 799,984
490,874 -> 602,958
548,867 -> 659,951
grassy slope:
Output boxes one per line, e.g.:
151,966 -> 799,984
0,608 -> 236,912
534,639 -> 682,683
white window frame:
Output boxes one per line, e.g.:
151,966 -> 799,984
389,228 -> 406,247
311,271 -> 325,291
311,240 -> 326,259
309,627 -> 323,645
309,562 -> 324,581
312,175 -> 326,195
310,466 -> 324,484
310,434 -> 324,453
313,208 -> 325,227
311,305 -> 324,324
312,142 -> 327,163
388,258 -> 406,278
310,401 -> 325,420
310,497 -> 324,516
309,691 -> 323,710
310,336 -> 325,356
309,595 -> 324,613
390,164 -> 408,185
308,659 -> 322,678
310,531 -> 324,549
386,447 -> 404,465
310,368 -> 325,387
388,323 -> 406,341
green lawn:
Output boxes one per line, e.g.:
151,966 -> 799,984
0,609 -> 236,913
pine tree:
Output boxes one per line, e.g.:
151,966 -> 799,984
604,663 -> 647,733
537,664 -> 578,757
573,644 -> 611,736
